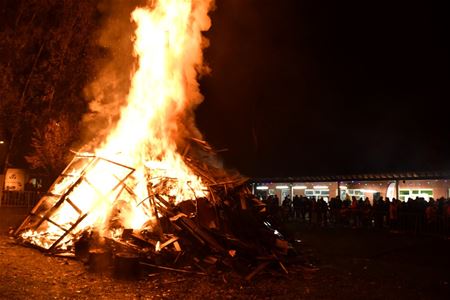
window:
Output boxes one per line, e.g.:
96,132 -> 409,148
399,189 -> 433,201
305,189 -> 329,200
346,189 -> 365,200
421,190 -> 433,196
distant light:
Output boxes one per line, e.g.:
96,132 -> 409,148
276,185 -> 289,189
0,140 -> 4,144
339,186 -> 347,190
362,189 -> 377,193
256,186 -> 269,190
313,185 -> 328,189
293,185 -> 307,189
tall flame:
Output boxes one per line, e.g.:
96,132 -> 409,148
21,0 -> 214,248
99,0 -> 213,202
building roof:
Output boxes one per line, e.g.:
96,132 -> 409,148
251,171 -> 450,183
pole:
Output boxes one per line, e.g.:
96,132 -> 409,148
337,181 -> 341,199
395,180 -> 399,200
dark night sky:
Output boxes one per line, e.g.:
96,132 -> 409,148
196,0 -> 450,178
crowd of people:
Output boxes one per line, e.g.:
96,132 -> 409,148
262,194 -> 450,236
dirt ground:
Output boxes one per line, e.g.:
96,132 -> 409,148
1,225 -> 449,299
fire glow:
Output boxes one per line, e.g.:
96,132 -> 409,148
19,0 -> 214,250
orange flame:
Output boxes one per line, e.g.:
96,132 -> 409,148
21,0 -> 214,249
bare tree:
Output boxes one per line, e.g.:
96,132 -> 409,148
0,0 -> 99,178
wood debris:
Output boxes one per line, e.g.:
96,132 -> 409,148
14,138 -> 302,280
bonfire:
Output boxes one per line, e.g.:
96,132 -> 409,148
15,0 -> 298,280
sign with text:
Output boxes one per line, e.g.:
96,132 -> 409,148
4,168 -> 26,191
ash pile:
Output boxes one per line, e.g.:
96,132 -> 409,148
14,139 -> 303,280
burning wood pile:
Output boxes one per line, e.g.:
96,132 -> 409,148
14,0 -> 304,281
15,139 -> 299,280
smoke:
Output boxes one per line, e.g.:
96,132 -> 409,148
81,0 -> 145,151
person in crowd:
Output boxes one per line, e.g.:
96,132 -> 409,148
373,197 -> 384,229
273,194 -> 280,210
397,199 -> 407,230
340,195 -> 351,226
444,199 -> 450,235
329,197 -> 342,225
293,194 -> 301,220
317,197 -> 328,227
282,195 -> 292,220
416,197 -> 427,233
389,197 -> 399,231
425,198 -> 437,231
309,197 -> 317,225
436,198 -> 445,232
301,196 -> 310,222
383,197 -> 390,228
361,197 -> 372,228
24,179 -> 36,191
266,195 -> 279,217
350,196 -> 359,228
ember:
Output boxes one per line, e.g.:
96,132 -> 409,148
14,0 -> 299,280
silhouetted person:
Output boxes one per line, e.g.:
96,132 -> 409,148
293,195 -> 301,219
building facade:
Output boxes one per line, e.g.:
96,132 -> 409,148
251,171 -> 450,205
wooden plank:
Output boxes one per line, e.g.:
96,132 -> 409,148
245,261 -> 271,281
176,216 -> 226,253
65,198 -> 82,214
278,261 -> 289,275
158,236 -> 179,251
139,262 -> 206,275
48,213 -> 88,252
